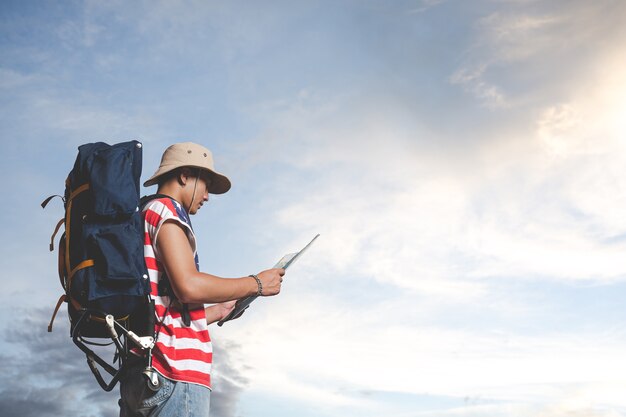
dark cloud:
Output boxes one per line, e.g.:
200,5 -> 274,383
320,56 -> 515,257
210,340 -> 249,417
0,308 -> 248,417
0,308 -> 118,417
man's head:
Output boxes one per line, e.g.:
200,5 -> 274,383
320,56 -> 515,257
144,142 -> 231,214
144,142 -> 231,194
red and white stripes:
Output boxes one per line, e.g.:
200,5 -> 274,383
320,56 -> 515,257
142,198 -> 212,388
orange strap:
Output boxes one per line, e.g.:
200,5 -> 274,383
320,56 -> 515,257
65,183 -> 90,280
67,259 -> 94,297
90,314 -> 130,323
49,218 -> 65,252
69,259 -> 94,279
48,294 -> 67,332
51,183 -> 93,321
68,183 -> 90,201
58,236 -> 66,290
68,296 -> 83,312
48,183 -> 96,332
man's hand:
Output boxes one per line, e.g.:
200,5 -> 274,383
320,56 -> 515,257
257,268 -> 285,296
205,301 -> 239,325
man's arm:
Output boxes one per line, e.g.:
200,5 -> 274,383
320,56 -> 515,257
157,220 -> 284,304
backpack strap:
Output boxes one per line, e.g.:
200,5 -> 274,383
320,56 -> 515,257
44,187 -> 85,332
41,194 -> 66,251
41,194 -> 64,209
48,294 -> 66,332
140,194 -> 192,327
64,183 -> 93,308
139,193 -> 172,210
48,218 -> 65,252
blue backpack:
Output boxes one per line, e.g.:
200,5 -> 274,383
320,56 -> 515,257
43,140 -> 159,391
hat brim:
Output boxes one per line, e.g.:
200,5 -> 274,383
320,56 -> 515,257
143,165 -> 231,194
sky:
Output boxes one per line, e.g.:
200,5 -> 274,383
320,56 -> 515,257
2,0 -> 626,416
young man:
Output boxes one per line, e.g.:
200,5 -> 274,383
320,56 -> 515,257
119,142 -> 285,416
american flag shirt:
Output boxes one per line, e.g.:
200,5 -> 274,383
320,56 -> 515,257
142,197 -> 212,388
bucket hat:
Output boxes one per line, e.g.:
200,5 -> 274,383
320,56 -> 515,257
143,142 -> 231,194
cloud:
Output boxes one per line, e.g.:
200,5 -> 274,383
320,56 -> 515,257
218,290 -> 626,415
0,309 -> 118,417
55,13 -> 105,49
0,68 -> 44,90
4,1 -> 626,416
251,90 -> 626,304
450,64 -> 508,109
237,0 -> 626,288
209,340 -> 250,417
449,1 -> 626,108
410,401 -> 625,417
0,309 -> 249,417
407,0 -> 446,15
204,7 -> 626,410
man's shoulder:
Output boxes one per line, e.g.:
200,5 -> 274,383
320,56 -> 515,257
143,197 -> 181,219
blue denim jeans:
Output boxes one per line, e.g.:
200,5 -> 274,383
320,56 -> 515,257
119,366 -> 211,417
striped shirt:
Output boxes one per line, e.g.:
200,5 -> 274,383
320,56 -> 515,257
143,197 -> 212,388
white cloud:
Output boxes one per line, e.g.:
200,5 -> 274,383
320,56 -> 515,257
218,291 -> 626,413
5,1 -> 626,416
449,1 -> 626,108
0,68 -> 44,90
407,0 -> 446,15
237,37 -> 626,300
212,15 -> 626,412
477,12 -> 561,62
450,65 -> 508,109
56,17 -> 104,48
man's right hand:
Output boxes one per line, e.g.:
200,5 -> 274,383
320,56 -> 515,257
257,268 -> 285,296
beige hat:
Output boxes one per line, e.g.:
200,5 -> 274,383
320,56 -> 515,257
143,142 -> 231,194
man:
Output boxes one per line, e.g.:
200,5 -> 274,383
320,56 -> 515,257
119,142 -> 285,416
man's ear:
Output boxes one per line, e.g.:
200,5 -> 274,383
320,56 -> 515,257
178,167 -> 191,186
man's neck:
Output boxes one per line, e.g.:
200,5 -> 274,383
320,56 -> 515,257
157,183 -> 183,203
